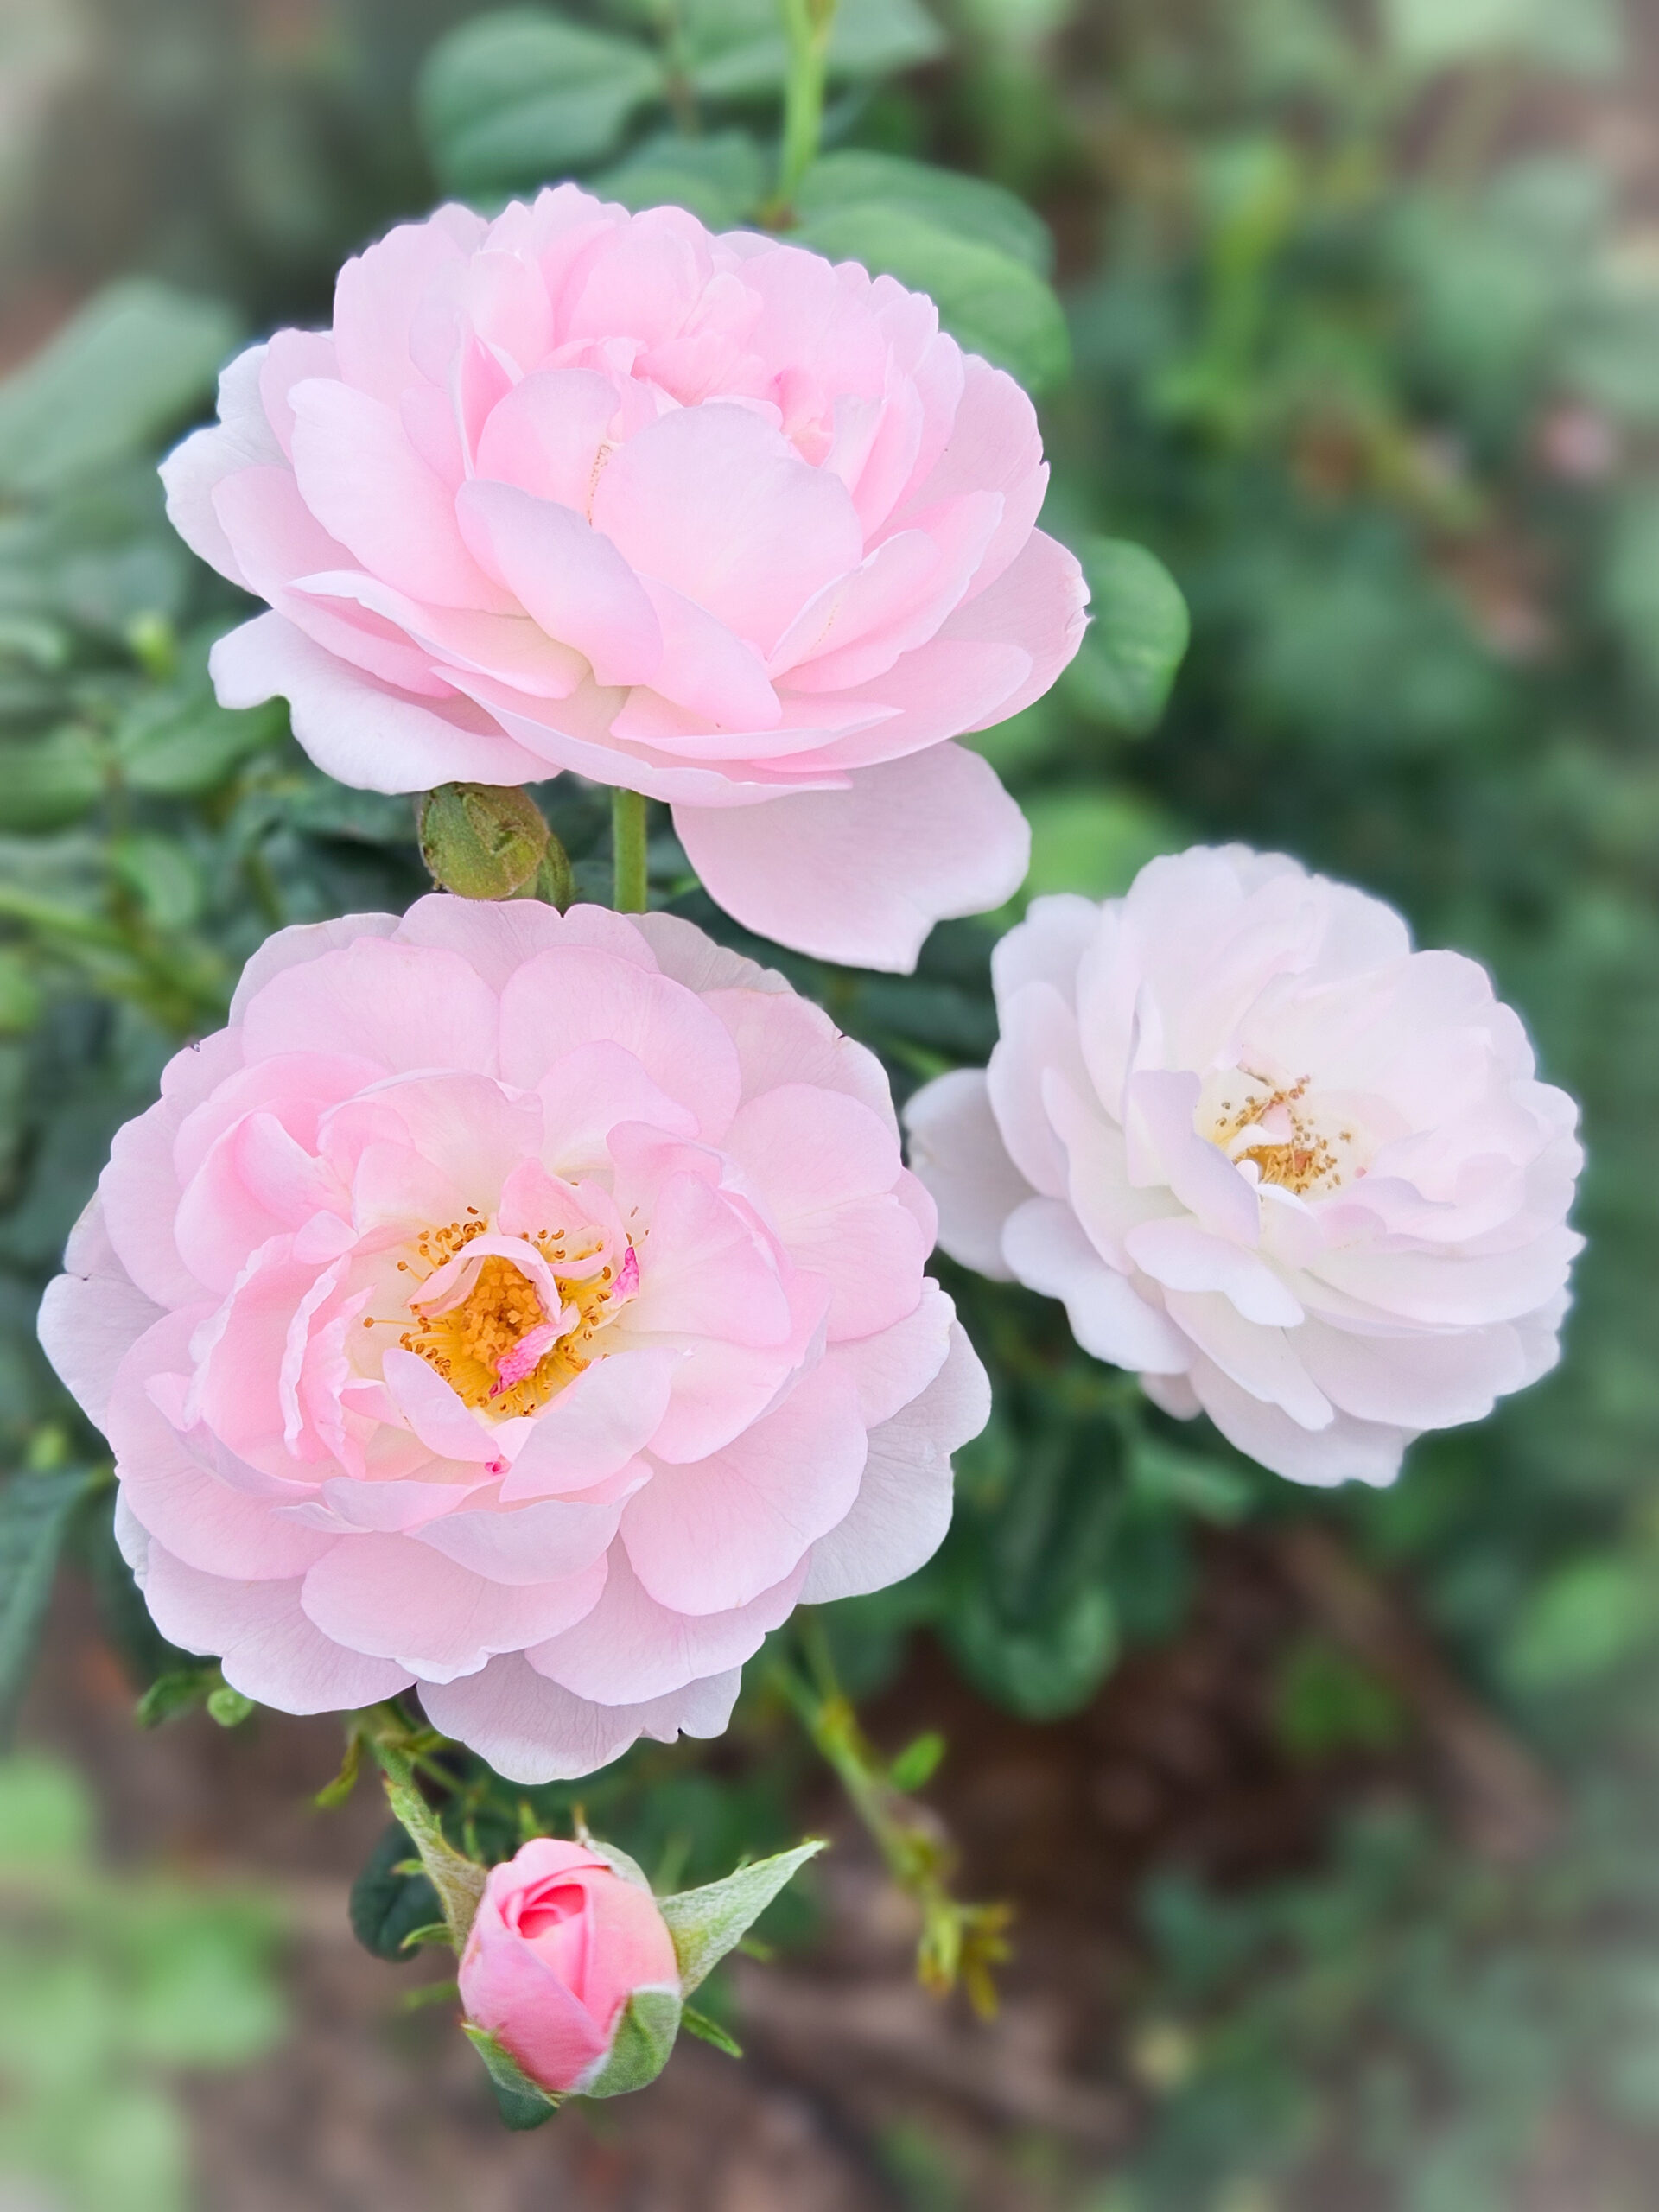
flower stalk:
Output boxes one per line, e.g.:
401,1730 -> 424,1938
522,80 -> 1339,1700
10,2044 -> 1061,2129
611,786 -> 650,912
772,0 -> 839,216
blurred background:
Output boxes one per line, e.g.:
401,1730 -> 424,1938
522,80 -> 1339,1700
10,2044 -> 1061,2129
3,1 -> 1659,2206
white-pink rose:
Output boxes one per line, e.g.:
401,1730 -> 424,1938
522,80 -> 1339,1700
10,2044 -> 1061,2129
906,846 -> 1582,1486
38,898 -> 988,1780
160,187 -> 1089,970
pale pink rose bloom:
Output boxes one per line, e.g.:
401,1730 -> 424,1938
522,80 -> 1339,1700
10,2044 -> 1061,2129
906,847 -> 1582,1486
38,898 -> 988,1779
460,1839 -> 678,2094
159,188 -> 1089,970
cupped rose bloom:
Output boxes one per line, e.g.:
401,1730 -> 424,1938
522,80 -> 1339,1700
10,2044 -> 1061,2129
906,847 -> 1582,1486
160,187 -> 1088,971
461,1839 -> 678,2095
38,897 -> 988,1779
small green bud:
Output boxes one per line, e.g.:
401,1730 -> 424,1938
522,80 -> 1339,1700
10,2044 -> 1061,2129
207,1685 -> 256,1728
418,783 -> 550,900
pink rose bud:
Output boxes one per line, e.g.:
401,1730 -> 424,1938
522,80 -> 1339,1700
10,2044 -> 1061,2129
460,1840 -> 679,2095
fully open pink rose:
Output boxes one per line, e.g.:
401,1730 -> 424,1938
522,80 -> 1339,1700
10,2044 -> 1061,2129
906,847 -> 1582,1486
159,188 -> 1088,970
38,897 -> 988,1778
460,1839 -> 678,2095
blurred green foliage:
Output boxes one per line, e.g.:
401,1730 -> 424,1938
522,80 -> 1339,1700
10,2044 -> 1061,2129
0,0 -> 1657,2203
0,1752 -> 285,2212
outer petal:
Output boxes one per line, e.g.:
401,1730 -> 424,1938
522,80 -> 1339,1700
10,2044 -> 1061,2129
903,1070 -> 1031,1281
143,1546 -> 412,1712
1001,1198 -> 1190,1374
210,613 -> 551,791
1189,1357 -> 1408,1489
420,1651 -> 741,1784
37,1198 -> 163,1430
529,1544 -> 804,1705
674,743 -> 1028,970
801,1320 -> 987,1603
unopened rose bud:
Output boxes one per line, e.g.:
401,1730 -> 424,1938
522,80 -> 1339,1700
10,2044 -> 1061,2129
459,1840 -> 680,2098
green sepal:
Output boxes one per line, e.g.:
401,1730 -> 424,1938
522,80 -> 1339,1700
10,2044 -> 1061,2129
462,2024 -> 563,2131
579,1985 -> 682,2100
658,1840 -> 825,1994
681,2005 -> 742,2059
417,781 -> 549,900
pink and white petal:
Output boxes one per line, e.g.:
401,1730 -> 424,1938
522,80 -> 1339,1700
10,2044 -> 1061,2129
99,1095 -> 204,1310
331,204 -> 486,404
38,1198 -> 164,1431
472,366 -> 620,507
158,343 -> 285,586
529,1543 -> 804,1704
628,912 -> 785,998
419,1651 -> 742,1783
992,893 -> 1100,1009
706,988 -> 895,1132
831,1279 -> 956,1429
1160,1289 -> 1332,1431
211,613 -> 552,793
455,478 -> 664,687
239,934 -> 499,1078
800,1319 -> 987,1604
299,1533 -> 607,1682
622,1171 -> 793,1349
621,1360 -> 867,1615
1141,1370 -> 1202,1421
395,893 -> 651,991
1121,1069 -> 1262,1244
499,946 -> 742,1135
988,985 -> 1092,1199
533,1042 -> 698,1173
229,913 -> 400,1020
674,743 -> 1028,972
1295,1316 -> 1527,1431
1122,1217 -> 1304,1328
415,1472 -> 641,1586
950,529 -> 1089,728
892,356 -> 1046,596
724,1085 -> 925,1338
499,1349 -> 679,1500
289,378 -> 504,611
143,1547 -> 412,1712
381,1349 -> 499,1465
1002,1197 -> 1190,1375
1187,1357 -> 1408,1489
110,1312 -> 331,1575
903,1068 -> 1031,1281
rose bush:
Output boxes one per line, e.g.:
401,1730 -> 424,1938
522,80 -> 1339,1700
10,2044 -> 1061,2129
906,846 -> 1582,1486
460,1839 -> 679,2096
159,186 -> 1088,969
38,896 -> 988,1778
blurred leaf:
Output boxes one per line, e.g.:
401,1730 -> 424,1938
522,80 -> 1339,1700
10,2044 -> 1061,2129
591,129 -> 767,227
0,725 -> 106,833
110,832 -> 203,931
793,150 -> 1053,273
888,1730 -> 946,1791
0,283 -> 237,496
682,0 -> 945,101
113,650 -> 285,797
418,9 -> 664,196
1382,0 -> 1621,74
791,206 -> 1070,392
0,950 -> 42,1035
1019,786 -> 1185,904
349,1821 -> 442,1961
1501,1554 -> 1659,1689
1272,1637 -> 1408,1760
945,1578 -> 1117,1719
0,1750 -> 93,1868
135,1665 -> 223,1729
1065,538 -> 1192,734
0,1466 -> 99,1743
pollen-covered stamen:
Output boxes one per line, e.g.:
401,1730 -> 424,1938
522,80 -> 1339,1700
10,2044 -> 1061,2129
397,1217 -> 641,1415
1198,1069 -> 1363,1199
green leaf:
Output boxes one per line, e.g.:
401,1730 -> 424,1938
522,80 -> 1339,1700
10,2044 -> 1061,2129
944,1580 -> 1118,1721
590,130 -> 768,229
110,832 -> 204,932
681,2003 -> 742,2057
683,0 -> 945,100
888,1730 -> 947,1793
0,1750 -> 94,1868
418,10 -> 664,197
348,1822 -> 442,1962
658,1839 -> 824,1994
580,1983 -> 682,2098
0,1466 -> 99,1743
462,2022 -> 563,2128
0,282 -> 238,496
791,206 -> 1071,394
794,152 -> 1053,275
113,648 -> 285,797
1065,538 -> 1192,734
0,727 -> 106,834
206,1684 -> 255,1727
135,1664 -> 223,1730
1018,787 -> 1186,906
0,950 -> 42,1036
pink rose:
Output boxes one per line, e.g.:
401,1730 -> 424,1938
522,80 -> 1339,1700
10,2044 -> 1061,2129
159,188 -> 1087,971
460,1839 -> 678,2096
906,847 -> 1582,1486
39,897 -> 988,1778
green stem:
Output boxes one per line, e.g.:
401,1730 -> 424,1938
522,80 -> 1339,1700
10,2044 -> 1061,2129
612,787 -> 650,912
358,1706 -> 486,1954
772,0 -> 838,215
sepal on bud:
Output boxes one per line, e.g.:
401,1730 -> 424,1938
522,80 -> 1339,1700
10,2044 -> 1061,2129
658,1840 -> 825,1994
578,1985 -> 682,2099
462,2024 -> 563,2131
417,782 -> 553,901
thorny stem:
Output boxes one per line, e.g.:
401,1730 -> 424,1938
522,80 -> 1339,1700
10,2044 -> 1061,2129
768,0 -> 839,220
612,787 -> 650,912
775,1618 -> 1013,2017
